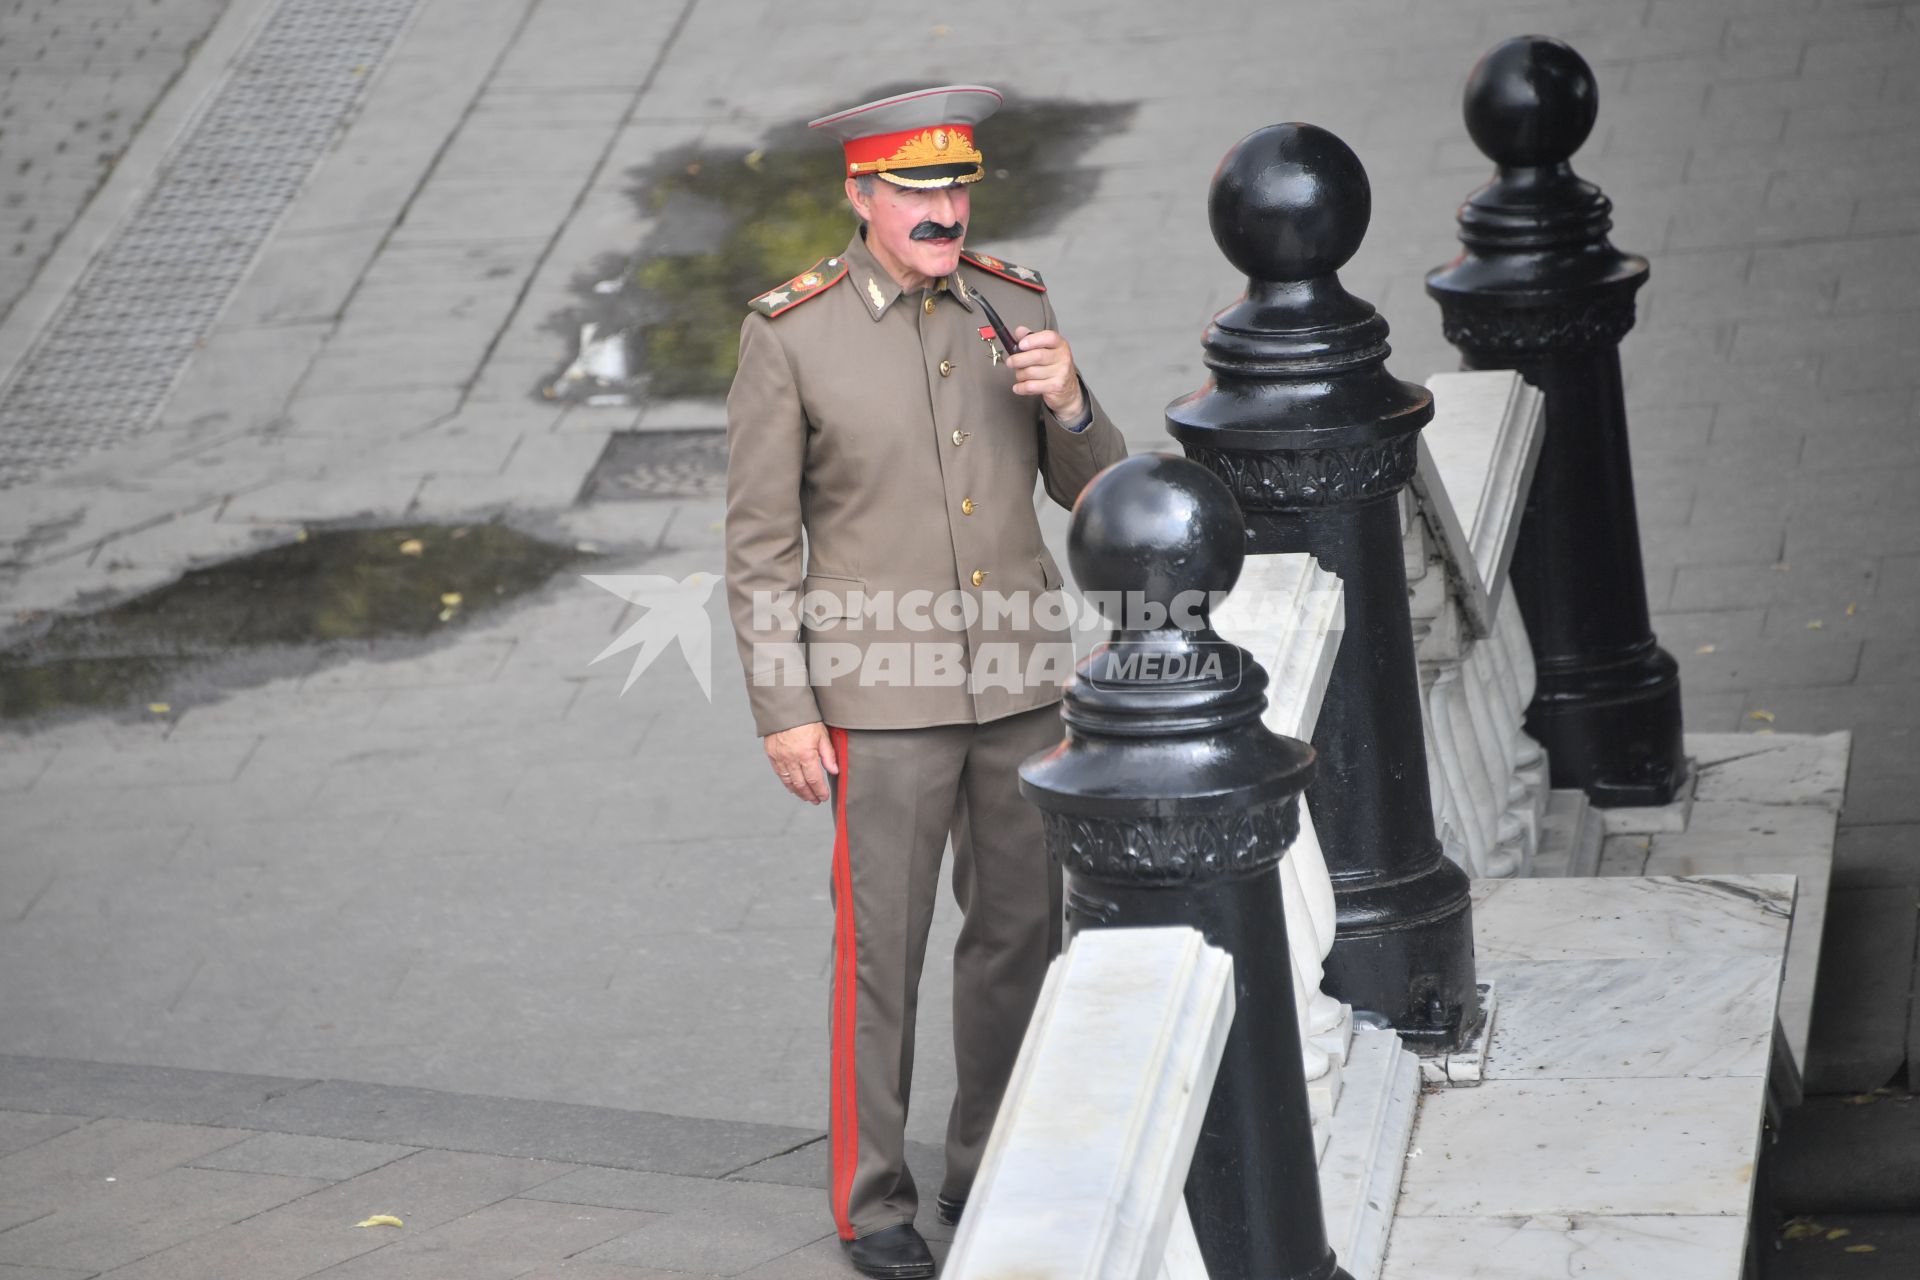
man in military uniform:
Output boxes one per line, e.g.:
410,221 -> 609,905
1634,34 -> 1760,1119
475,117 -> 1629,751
723,85 -> 1127,1277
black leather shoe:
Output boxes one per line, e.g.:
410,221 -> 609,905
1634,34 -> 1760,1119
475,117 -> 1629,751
935,1192 -> 966,1227
843,1223 -> 935,1279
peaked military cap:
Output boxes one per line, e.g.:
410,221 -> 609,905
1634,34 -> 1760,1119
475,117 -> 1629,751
808,85 -> 1001,188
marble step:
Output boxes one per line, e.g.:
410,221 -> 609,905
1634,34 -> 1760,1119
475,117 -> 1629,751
1382,874 -> 1794,1280
1317,1024 -> 1420,1280
1531,787 -> 1604,877
1589,732 -> 1848,1076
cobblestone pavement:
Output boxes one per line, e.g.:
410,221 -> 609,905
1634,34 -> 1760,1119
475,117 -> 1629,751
0,0 -> 235,322
2,0 -> 1919,1275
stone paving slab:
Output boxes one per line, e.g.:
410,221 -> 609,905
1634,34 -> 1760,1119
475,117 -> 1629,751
0,1060 -> 297,1130
0,1114 -> 88,1161
187,1134 -> 419,1184
224,1081 -> 816,1180
0,1059 -> 857,1279
0,1167 -> 326,1273
0,1119 -> 257,1217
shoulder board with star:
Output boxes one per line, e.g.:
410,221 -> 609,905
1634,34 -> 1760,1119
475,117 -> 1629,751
747,256 -> 850,318
960,249 -> 1045,292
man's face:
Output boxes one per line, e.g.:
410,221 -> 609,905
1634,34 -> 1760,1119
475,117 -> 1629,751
848,178 -> 971,286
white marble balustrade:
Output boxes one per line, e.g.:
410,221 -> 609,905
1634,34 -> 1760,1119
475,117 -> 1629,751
946,927 -> 1230,1280
1404,370 -> 1552,880
1212,552 -> 1348,1113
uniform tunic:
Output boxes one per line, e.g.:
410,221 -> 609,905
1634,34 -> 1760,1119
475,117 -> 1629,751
724,229 -> 1127,736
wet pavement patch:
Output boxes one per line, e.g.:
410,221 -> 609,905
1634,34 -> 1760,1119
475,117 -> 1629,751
545,88 -> 1134,404
1,523 -> 587,725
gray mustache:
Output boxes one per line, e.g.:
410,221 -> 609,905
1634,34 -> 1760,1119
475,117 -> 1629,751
910,221 -> 965,241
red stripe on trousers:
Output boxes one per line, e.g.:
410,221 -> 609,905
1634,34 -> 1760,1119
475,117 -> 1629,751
828,726 -> 858,1240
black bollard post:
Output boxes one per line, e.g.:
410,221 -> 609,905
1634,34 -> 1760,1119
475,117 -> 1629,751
1019,453 -> 1347,1280
1166,123 -> 1480,1051
1426,36 -> 1686,807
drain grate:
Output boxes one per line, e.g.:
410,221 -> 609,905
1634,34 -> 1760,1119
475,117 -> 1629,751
0,0 -> 425,490
583,428 -> 728,501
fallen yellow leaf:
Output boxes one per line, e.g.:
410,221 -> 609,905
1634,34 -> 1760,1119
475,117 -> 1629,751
743,148 -> 765,170
1782,1218 -> 1824,1240
1827,1227 -> 1851,1240
355,1215 -> 403,1229
1696,644 -> 1716,654
147,702 -> 170,714
1847,602 -> 1857,616
1748,710 -> 1775,723
1807,619 -> 1823,629
1845,1244 -> 1876,1253
440,592 -> 463,607
398,539 -> 424,556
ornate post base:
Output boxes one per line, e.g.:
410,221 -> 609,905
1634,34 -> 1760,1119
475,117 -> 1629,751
1318,868 -> 1480,1050
1495,345 -> 1686,806
1527,642 -> 1685,806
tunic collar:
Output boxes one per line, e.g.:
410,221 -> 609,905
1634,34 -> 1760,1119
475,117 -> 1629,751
844,229 -> 977,322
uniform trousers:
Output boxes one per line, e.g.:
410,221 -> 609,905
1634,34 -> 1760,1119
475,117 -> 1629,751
823,702 -> 1065,1240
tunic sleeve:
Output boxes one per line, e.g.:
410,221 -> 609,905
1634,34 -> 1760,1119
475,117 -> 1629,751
1035,292 -> 1129,510
724,313 -> 824,736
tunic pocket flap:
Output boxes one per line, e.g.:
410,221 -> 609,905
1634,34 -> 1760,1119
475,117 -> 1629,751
801,573 -> 867,625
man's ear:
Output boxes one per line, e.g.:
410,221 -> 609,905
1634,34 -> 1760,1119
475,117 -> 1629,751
844,177 -> 870,221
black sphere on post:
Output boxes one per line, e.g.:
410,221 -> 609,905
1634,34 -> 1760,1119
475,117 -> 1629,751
1020,453 -> 1348,1280
1167,123 -> 1481,1051
1427,36 -> 1686,807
